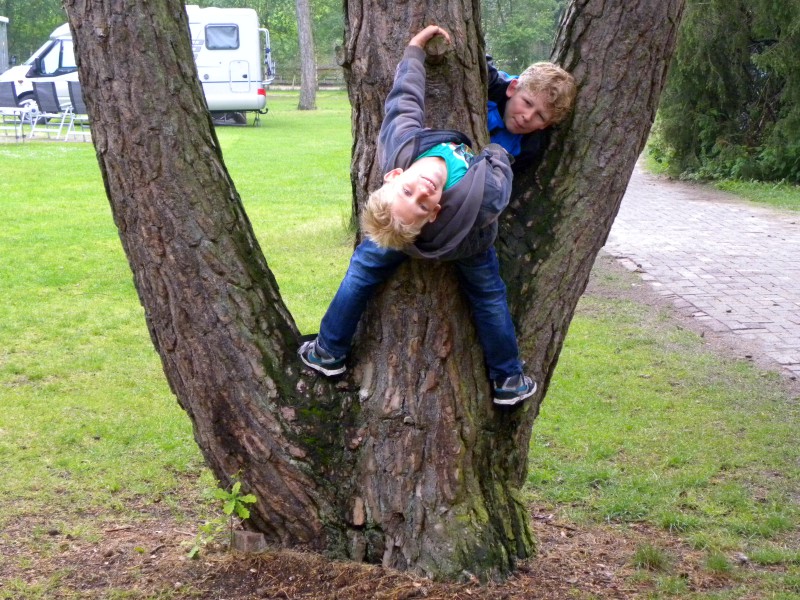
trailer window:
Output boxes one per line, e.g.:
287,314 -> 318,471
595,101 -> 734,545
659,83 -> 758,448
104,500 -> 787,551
205,25 -> 239,50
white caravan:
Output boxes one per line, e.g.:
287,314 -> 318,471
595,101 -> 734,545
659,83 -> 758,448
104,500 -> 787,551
0,5 -> 276,121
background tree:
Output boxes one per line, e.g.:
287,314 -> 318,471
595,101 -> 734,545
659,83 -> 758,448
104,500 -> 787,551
653,0 -> 800,183
0,0 -> 64,63
63,0 -> 683,581
295,0 -> 317,109
481,0 -> 566,73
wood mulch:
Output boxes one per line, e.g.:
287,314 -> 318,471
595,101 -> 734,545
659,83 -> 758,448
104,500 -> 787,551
1,504 -> 754,599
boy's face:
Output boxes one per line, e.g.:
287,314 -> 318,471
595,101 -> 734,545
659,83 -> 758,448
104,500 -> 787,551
383,156 -> 446,229
504,79 -> 554,134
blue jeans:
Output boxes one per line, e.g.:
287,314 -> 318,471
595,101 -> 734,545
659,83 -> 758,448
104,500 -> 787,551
317,239 -> 522,381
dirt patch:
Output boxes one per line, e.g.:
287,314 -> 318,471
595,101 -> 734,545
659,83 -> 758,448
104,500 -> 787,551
0,508 -> 751,599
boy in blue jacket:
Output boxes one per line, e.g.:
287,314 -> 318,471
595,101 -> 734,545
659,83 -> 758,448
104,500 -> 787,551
487,56 -> 576,174
300,26 -> 535,407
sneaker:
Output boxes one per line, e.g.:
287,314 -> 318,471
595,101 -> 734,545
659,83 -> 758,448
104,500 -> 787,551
298,338 -> 346,376
493,374 -> 537,407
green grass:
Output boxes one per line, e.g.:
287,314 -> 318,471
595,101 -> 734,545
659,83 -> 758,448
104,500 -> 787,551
214,91 -> 356,332
528,267 -> 800,597
633,543 -> 673,571
705,552 -> 733,575
1,91 -> 799,598
713,179 -> 800,212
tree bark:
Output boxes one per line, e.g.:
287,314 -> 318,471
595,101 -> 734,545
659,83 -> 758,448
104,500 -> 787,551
499,0 -> 686,479
64,0 -> 684,582
295,0 -> 317,110
338,2 -> 538,578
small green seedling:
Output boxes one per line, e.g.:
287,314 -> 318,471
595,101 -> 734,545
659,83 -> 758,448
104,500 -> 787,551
215,480 -> 258,531
188,479 -> 258,559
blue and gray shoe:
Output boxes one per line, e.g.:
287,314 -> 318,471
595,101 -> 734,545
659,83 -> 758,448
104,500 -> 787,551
298,338 -> 346,376
492,374 -> 537,407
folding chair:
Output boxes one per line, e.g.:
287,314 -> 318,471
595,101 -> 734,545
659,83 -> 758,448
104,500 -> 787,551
65,81 -> 91,142
30,81 -> 71,140
0,82 -> 35,141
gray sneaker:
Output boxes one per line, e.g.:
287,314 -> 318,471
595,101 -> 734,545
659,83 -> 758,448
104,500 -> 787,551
298,338 -> 346,376
493,374 -> 537,407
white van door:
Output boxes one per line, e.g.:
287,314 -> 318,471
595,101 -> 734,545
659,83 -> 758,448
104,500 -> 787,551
23,36 -> 77,106
229,60 -> 249,92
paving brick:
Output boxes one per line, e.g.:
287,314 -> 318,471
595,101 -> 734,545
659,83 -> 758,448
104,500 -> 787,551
605,165 -> 800,378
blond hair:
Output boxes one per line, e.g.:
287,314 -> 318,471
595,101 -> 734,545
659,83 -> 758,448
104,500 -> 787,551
360,183 -> 423,250
516,62 -> 576,124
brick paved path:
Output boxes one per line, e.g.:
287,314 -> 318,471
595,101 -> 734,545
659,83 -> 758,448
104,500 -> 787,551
604,164 -> 800,378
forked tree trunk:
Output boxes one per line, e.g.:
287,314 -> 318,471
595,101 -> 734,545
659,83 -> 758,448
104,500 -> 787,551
64,0 -> 684,581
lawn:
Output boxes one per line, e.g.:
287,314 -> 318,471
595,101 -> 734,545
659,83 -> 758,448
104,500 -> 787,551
0,90 -> 798,599
712,179 -> 800,212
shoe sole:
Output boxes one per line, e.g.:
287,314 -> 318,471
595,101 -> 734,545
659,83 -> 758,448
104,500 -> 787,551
493,380 -> 537,407
298,341 -> 346,377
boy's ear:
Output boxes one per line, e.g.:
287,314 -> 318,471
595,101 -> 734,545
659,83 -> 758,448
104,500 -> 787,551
427,204 -> 442,223
505,79 -> 519,98
384,168 -> 404,182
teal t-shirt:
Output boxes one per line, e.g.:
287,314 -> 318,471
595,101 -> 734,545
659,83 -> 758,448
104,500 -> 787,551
416,143 -> 474,190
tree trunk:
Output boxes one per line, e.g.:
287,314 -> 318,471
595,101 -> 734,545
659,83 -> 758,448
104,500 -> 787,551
64,0 -> 684,582
295,0 -> 317,110
338,2 -> 540,578
500,0 -> 686,447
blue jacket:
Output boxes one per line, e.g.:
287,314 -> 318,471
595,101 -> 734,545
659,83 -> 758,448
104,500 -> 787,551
378,46 -> 513,261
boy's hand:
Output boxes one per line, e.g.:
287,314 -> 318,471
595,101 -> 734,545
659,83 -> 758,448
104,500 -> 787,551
408,25 -> 451,49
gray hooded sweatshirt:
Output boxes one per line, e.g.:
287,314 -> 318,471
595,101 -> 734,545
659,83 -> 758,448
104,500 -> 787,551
378,45 -> 514,261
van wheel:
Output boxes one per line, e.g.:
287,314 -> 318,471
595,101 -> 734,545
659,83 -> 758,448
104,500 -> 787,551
211,111 -> 248,126
18,92 -> 39,112
18,93 -> 45,124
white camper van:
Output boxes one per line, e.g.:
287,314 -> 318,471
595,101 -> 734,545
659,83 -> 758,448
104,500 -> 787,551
0,5 -> 276,121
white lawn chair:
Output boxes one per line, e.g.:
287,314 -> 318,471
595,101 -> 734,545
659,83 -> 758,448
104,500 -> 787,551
0,82 -> 35,140
30,81 -> 72,140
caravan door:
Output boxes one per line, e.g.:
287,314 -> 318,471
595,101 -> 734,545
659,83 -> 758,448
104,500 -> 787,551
229,60 -> 249,93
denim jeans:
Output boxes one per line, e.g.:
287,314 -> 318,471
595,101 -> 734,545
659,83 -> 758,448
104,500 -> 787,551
316,239 -> 523,381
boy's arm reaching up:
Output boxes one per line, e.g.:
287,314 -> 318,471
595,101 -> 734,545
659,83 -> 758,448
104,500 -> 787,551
408,25 -> 451,49
378,26 -> 452,170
